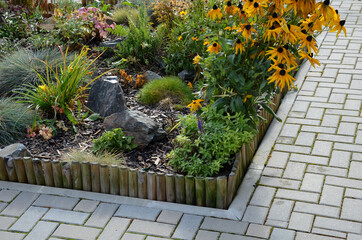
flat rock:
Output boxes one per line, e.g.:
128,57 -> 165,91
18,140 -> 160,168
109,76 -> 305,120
145,71 -> 162,82
178,70 -> 195,82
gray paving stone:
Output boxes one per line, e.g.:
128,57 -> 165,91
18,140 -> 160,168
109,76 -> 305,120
146,237 -> 171,240
341,198 -> 362,221
307,165 -> 347,177
127,219 -> 174,237
1,192 -> 39,217
98,217 -> 131,240
265,219 -> 288,228
349,161 -> 362,179
0,216 -> 16,230
325,176 -> 362,189
283,161 -> 306,180
275,189 -> 319,203
268,199 -> 294,222
0,202 -> 7,212
334,142 -> 362,153
301,125 -> 336,134
311,141 -> 333,157
195,230 -> 219,240
115,205 -> 161,221
24,221 -> 58,240
172,214 -> 203,240
295,232 -> 342,240
312,228 -> 347,239
321,115 -> 341,128
320,185 -> 344,207
33,195 -> 79,210
300,173 -> 324,192
259,176 -> 300,190
262,167 -> 283,177
338,122 -> 358,136
85,203 -> 118,228
294,202 -> 340,218
201,217 -> 248,235
344,99 -> 361,110
157,210 -> 183,225
73,199 -> 99,212
246,223 -> 271,239
314,216 -> 362,234
317,134 -> 354,144
274,144 -> 311,154
10,206 -> 48,232
329,93 -> 346,104
0,190 -> 20,202
121,233 -> 145,240
266,151 -> 289,168
295,132 -> 316,147
280,124 -> 300,138
42,208 -> 89,225
290,154 -> 329,165
306,107 -> 324,120
345,188 -> 362,199
0,230 -> 25,240
347,233 -> 362,240
52,224 -> 101,240
330,150 -> 351,168
270,228 -> 295,240
356,131 -> 362,145
219,233 -> 260,240
249,186 -> 276,207
288,212 -> 314,232
242,205 -> 268,224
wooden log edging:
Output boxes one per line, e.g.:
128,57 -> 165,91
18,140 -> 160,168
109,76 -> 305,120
0,93 -> 282,209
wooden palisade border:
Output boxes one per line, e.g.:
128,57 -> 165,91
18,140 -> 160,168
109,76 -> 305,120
0,92 -> 283,209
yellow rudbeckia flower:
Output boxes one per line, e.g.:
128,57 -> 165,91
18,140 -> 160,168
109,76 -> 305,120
330,19 -> 347,37
208,5 -> 223,20
299,51 -> 321,68
187,99 -> 204,112
193,54 -> 202,64
268,67 -> 297,91
207,42 -> 222,54
234,39 -> 245,54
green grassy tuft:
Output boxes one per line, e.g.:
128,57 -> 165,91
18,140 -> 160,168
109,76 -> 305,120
112,7 -> 139,26
61,150 -> 123,165
137,76 -> 193,106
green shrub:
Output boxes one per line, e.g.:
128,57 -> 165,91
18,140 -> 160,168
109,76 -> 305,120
168,107 -> 255,177
0,98 -> 33,147
93,128 -> 137,155
112,6 -> 139,26
0,48 -> 66,96
137,76 -> 193,106
62,150 -> 122,165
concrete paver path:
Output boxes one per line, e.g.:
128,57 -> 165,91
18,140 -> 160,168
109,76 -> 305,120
1,0 -> 362,239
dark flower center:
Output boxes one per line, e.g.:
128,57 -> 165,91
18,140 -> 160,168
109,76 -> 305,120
323,0 -> 330,5
335,9 -> 339,14
280,69 -> 286,76
238,3 -> 243,9
245,24 -> 251,30
308,22 -> 313,27
288,24 -> 291,30
277,47 -> 283,53
213,5 -> 218,10
340,20 -> 345,26
308,53 -> 314,57
272,12 -> 278,18
236,39 -> 241,43
278,63 -> 284,69
283,44 -> 289,50
301,29 -> 307,34
270,25 -> 275,30
213,43 -> 217,47
306,35 -> 313,42
249,0 -> 253,2
253,2 -> 259,8
227,1 -> 232,6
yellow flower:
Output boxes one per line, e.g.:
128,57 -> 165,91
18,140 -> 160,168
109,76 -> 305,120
243,94 -> 252,103
187,99 -> 204,112
224,1 -> 238,15
315,0 -> 336,22
234,39 -> 244,54
207,5 -> 223,20
300,34 -> 319,54
187,82 -> 193,89
178,36 -> 182,41
207,42 -> 222,54
180,11 -> 187,16
330,19 -> 347,37
263,26 -> 281,42
299,51 -> 321,68
268,67 -> 297,91
236,23 -> 257,41
300,15 -> 323,33
245,1 -> 266,17
38,85 -> 47,92
203,39 -> 211,45
266,46 -> 288,61
193,54 -> 202,64
192,37 -> 198,41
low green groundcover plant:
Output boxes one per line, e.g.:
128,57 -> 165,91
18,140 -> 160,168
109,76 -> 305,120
112,6 -> 139,26
93,128 -> 137,155
137,76 -> 193,106
168,107 -> 255,177
62,150 -> 122,165
0,98 -> 33,146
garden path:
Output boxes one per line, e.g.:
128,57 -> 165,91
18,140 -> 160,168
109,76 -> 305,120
0,0 -> 361,239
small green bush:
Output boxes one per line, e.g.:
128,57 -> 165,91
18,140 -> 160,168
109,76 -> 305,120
112,7 -> 139,26
168,107 -> 255,177
0,98 -> 33,147
0,48 -> 66,96
137,76 -> 193,106
62,150 -> 122,165
93,128 -> 137,155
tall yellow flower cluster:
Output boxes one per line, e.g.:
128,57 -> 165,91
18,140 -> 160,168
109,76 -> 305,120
204,0 -> 346,91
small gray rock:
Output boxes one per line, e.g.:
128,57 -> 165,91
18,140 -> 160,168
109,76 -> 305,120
104,110 -> 166,148
100,38 -> 124,48
145,70 -> 162,82
178,70 -> 195,82
87,76 -> 127,117
0,143 -> 31,159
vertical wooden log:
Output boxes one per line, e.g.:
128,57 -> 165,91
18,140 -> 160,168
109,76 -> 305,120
52,160 -> 63,188
91,162 -> 100,193
0,156 -> 8,181
42,160 -> 54,187
147,171 -> 156,200
61,162 -> 72,189
72,161 -> 83,190
232,159 -> 240,188
227,172 -> 235,206
109,165 -> 120,195
100,164 -> 110,194
23,157 -> 35,184
175,174 -> 185,204
185,175 -> 195,205
241,143 -> 248,173
119,166 -> 129,196
138,170 -> 147,199
81,162 -> 91,191
156,173 -> 166,201
195,177 -> 205,206
165,173 -> 175,202
235,152 -> 243,187
13,157 -> 27,183
216,176 -> 227,209
32,158 -> 45,185
4,157 -> 17,182
128,168 -> 138,197
205,177 -> 216,208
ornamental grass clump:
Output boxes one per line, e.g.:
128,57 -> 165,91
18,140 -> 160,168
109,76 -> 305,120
171,0 -> 346,124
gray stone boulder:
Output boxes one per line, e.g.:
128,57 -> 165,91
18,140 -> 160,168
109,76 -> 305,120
145,70 -> 162,82
178,70 -> 195,82
104,110 -> 166,148
87,76 -> 127,117
100,38 -> 124,48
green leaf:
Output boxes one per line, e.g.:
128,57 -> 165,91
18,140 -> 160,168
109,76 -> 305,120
85,113 -> 101,122
260,102 -> 282,122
